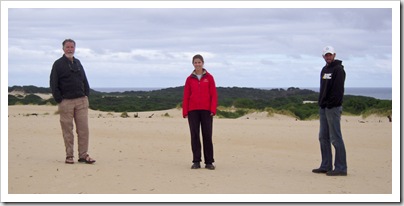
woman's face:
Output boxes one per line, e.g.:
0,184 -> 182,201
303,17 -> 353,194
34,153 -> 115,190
193,58 -> 204,70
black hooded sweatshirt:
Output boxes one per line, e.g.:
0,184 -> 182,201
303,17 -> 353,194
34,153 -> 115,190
318,59 -> 345,109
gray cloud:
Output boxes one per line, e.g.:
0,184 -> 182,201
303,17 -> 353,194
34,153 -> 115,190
6,5 -> 394,88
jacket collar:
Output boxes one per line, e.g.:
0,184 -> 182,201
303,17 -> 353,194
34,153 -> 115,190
192,68 -> 207,76
62,54 -> 76,63
326,59 -> 342,67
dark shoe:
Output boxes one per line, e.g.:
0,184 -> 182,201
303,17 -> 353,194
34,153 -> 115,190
312,168 -> 330,173
205,164 -> 215,170
191,162 -> 201,169
326,170 -> 347,176
78,154 -> 96,164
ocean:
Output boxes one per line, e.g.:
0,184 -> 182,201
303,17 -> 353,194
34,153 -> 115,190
93,87 -> 392,100
302,87 -> 392,100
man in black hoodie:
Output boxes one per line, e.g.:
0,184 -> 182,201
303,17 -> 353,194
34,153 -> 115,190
312,46 -> 347,176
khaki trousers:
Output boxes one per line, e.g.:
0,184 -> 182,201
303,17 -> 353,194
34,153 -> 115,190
58,96 -> 89,159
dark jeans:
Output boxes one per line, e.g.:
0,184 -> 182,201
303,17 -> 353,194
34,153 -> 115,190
318,106 -> 347,172
187,110 -> 214,164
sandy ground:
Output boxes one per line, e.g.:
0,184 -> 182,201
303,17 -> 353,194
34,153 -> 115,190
5,105 -> 396,202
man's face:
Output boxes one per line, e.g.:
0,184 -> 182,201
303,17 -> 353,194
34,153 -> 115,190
323,53 -> 335,64
63,42 -> 75,59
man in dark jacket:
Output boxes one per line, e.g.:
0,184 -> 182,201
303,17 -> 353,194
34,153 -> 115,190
50,39 -> 95,164
312,46 -> 347,176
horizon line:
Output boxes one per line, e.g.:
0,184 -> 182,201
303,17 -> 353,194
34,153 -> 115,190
7,85 -> 393,89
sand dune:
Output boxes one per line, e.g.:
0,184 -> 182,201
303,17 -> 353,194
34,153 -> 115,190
4,105 -> 396,202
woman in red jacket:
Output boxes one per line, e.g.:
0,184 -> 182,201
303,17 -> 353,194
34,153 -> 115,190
183,54 -> 218,170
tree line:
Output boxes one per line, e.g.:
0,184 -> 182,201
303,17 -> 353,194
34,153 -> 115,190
8,85 -> 392,120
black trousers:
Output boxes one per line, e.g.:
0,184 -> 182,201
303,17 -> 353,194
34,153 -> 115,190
187,110 -> 214,164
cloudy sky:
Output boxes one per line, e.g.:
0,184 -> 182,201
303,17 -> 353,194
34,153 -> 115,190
4,1 -> 398,90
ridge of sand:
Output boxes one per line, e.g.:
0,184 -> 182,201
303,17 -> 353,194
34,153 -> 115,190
5,105 -> 394,202
9,91 -> 53,100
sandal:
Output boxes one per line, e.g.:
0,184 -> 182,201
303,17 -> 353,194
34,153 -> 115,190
65,156 -> 74,164
78,154 -> 96,164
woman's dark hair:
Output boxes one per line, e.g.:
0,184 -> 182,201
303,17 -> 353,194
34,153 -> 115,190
192,54 -> 204,64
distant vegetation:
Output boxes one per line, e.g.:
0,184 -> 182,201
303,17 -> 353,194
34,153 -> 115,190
8,85 -> 392,120
8,85 -> 52,94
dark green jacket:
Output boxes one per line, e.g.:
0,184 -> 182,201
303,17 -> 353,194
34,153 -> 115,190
50,55 -> 90,103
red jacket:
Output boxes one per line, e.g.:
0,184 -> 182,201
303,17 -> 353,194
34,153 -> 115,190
182,69 -> 218,117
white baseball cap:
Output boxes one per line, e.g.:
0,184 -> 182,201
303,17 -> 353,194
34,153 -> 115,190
322,46 -> 335,56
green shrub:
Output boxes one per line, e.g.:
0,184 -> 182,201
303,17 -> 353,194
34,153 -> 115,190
120,112 -> 129,118
216,109 -> 249,119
